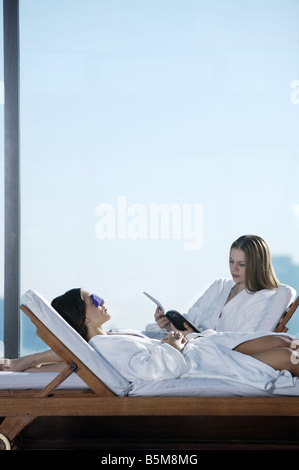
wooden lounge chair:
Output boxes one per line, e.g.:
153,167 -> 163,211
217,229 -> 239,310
0,290 -> 299,450
274,295 -> 299,333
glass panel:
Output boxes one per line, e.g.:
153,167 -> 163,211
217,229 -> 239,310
19,0 -> 299,354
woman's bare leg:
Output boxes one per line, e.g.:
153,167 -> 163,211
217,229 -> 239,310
24,362 -> 67,373
0,350 -> 63,372
234,335 -> 296,355
234,335 -> 299,376
250,348 -> 299,377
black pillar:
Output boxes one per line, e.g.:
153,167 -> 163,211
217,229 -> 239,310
3,0 -> 20,358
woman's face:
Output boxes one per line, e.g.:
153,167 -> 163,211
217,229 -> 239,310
82,290 -> 111,326
229,248 -> 246,284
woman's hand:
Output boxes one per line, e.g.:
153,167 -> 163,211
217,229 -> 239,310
178,322 -> 195,336
167,321 -> 195,337
154,306 -> 172,331
162,331 -> 188,352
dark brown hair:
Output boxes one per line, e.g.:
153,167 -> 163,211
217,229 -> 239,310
51,288 -> 88,340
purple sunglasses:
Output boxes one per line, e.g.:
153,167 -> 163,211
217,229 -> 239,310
90,294 -> 104,307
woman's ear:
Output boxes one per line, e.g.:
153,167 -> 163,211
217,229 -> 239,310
84,317 -> 90,325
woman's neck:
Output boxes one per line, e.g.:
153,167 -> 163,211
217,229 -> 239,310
86,324 -> 107,340
233,282 -> 245,294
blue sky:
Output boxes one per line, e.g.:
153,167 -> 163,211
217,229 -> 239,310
1,1 -> 299,350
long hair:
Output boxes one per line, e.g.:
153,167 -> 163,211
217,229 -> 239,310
51,288 -> 88,340
230,235 -> 279,292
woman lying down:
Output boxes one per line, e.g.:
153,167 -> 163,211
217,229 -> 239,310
1,288 -> 299,391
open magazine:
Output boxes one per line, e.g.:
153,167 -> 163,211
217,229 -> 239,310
143,291 -> 200,333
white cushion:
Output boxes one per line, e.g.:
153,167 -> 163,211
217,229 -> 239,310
0,371 -> 88,390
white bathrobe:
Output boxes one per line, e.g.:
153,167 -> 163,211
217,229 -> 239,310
185,278 -> 276,332
89,330 -> 296,391
89,334 -> 189,381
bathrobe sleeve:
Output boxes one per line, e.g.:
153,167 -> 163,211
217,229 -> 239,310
89,335 -> 189,382
144,279 -> 233,337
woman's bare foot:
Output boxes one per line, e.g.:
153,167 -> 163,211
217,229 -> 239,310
0,357 -> 28,372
